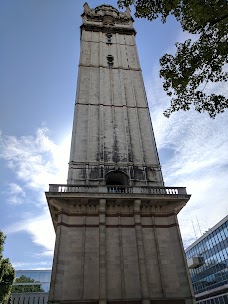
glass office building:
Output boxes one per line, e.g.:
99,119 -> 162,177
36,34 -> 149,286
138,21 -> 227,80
12,270 -> 51,304
13,270 -> 51,292
186,215 -> 228,304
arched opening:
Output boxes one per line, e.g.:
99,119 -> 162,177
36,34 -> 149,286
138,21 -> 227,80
107,55 -> 114,68
105,170 -> 129,186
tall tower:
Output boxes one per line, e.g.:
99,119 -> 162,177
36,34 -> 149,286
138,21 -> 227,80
46,3 -> 195,304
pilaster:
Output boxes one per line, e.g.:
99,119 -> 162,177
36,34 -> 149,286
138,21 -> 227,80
134,199 -> 150,304
151,214 -> 166,298
99,199 -> 107,304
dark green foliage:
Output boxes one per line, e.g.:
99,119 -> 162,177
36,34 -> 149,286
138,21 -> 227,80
0,231 -> 15,303
12,275 -> 45,293
118,0 -> 228,117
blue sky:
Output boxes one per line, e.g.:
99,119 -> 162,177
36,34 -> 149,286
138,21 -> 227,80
0,0 -> 227,270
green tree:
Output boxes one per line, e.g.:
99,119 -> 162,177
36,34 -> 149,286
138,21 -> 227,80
11,275 -> 45,293
118,0 -> 228,118
0,230 -> 15,303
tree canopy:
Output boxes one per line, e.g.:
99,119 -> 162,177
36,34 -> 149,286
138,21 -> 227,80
12,275 -> 45,293
118,0 -> 228,118
0,231 -> 15,303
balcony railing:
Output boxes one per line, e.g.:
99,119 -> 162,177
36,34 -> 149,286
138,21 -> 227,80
48,184 -> 187,195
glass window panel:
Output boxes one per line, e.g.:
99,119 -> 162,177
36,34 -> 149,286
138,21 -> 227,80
219,297 -> 224,304
218,232 -> 223,242
208,240 -> 212,249
221,229 -> 226,240
37,271 -> 43,282
27,272 -> 33,280
46,271 -> 51,282
224,227 -> 228,238
41,283 -> 49,292
223,295 -> 228,304
39,271 -> 43,281
33,272 -> 38,281
218,296 -> 225,304
33,271 -> 38,282
211,238 -> 216,246
215,233 -> 220,243
18,271 -> 23,278
26,272 -> 32,281
215,235 -> 219,245
214,237 -> 219,246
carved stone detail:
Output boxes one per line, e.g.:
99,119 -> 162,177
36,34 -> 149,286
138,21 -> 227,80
81,4 -> 134,29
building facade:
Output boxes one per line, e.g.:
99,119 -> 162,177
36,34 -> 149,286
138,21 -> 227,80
11,270 -> 51,304
46,3 -> 195,304
186,216 -> 228,304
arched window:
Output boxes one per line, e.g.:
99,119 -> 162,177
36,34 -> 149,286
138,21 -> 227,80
106,33 -> 112,44
107,55 -> 114,68
105,170 -> 129,186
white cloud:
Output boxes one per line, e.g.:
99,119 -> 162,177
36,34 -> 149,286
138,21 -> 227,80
4,208 -> 55,255
7,183 -> 26,205
0,126 -> 71,195
146,58 -> 228,249
12,261 -> 51,269
9,183 -> 24,194
0,126 -> 70,254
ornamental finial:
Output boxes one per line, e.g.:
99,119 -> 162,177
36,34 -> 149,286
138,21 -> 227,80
125,6 -> 131,17
83,2 -> 91,13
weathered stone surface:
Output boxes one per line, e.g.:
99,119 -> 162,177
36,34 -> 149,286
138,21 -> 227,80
67,4 -> 164,187
46,3 -> 196,304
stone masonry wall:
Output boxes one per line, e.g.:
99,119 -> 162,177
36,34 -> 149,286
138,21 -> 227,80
48,199 -> 194,303
67,29 -> 163,186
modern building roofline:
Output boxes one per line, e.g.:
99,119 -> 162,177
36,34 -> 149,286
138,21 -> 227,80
186,215 -> 228,252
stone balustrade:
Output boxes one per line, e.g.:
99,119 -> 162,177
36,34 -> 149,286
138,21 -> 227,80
48,184 -> 187,195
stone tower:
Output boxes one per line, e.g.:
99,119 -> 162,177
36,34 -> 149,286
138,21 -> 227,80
46,3 -> 195,304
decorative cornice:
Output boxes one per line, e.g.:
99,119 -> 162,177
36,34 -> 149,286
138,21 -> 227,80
80,24 -> 136,36
76,102 -> 148,109
81,3 -> 134,27
57,222 -> 178,229
57,210 -> 176,218
79,63 -> 141,71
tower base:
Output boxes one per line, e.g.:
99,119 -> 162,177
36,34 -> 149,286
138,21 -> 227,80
46,185 -> 195,304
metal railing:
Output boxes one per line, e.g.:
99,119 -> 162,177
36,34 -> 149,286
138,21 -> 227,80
48,184 -> 187,195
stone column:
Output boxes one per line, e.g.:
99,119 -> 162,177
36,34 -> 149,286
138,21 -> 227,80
49,210 -> 64,302
134,199 -> 150,304
151,214 -> 166,298
99,199 -> 106,304
174,214 -> 196,304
